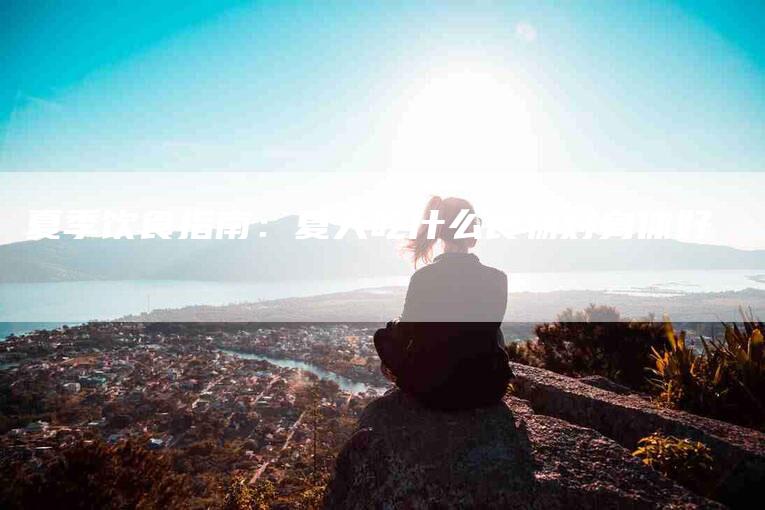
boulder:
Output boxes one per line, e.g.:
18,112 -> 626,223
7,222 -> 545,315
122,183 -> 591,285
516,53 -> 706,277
324,389 -> 718,509
511,362 -> 765,508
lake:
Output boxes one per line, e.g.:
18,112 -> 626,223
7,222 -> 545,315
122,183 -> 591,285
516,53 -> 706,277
2,269 -> 765,337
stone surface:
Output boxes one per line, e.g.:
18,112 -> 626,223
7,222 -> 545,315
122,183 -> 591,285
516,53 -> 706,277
578,375 -> 640,396
510,362 -> 765,508
323,389 -> 719,509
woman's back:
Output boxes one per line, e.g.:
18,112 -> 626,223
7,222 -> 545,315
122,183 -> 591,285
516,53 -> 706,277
402,252 -> 507,323
396,253 -> 510,409
373,196 -> 511,410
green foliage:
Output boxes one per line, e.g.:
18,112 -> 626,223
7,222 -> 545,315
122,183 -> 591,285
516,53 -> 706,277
649,321 -> 717,411
508,304 -> 667,389
632,432 -> 715,496
294,483 -> 327,509
650,309 -> 765,429
0,439 -> 191,510
286,473 -> 329,509
251,479 -> 276,510
221,476 -> 255,510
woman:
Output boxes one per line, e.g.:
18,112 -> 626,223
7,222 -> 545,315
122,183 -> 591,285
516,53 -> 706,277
374,196 -> 512,410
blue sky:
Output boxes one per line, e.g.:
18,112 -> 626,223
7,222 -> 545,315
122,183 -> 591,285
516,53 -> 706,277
1,1 -> 765,248
1,0 -> 764,172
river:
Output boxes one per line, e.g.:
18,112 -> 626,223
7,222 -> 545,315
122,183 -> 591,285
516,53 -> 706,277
219,349 -> 387,395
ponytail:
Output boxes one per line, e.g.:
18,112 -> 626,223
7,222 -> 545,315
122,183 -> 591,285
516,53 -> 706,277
406,195 -> 443,268
404,195 -> 478,268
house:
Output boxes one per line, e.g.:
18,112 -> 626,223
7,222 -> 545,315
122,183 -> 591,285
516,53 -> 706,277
62,382 -> 81,393
79,374 -> 107,388
25,420 -> 49,433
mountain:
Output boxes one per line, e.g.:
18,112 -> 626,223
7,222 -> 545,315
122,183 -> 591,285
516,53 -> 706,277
2,215 -> 765,283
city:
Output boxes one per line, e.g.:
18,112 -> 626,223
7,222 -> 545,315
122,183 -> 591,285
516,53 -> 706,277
0,322 -> 388,508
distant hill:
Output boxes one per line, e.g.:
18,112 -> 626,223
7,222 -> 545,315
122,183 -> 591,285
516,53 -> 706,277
119,287 -> 765,324
2,215 -> 765,283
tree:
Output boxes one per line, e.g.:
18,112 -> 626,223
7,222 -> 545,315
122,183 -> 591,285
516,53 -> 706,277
0,440 -> 191,510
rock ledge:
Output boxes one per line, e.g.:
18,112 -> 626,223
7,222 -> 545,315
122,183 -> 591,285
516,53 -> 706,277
324,389 -> 719,509
511,362 -> 765,508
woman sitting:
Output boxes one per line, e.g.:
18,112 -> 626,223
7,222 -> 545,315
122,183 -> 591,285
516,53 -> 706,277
374,196 -> 512,411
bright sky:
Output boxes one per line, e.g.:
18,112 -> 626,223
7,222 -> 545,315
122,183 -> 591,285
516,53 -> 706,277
1,1 -> 764,246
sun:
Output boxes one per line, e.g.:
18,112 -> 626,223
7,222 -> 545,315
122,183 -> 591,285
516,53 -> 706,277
390,67 -> 539,173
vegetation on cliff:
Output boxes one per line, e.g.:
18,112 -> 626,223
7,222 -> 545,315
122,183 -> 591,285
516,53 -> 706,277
508,305 -> 765,431
506,304 -> 667,389
650,311 -> 765,429
632,432 -> 715,497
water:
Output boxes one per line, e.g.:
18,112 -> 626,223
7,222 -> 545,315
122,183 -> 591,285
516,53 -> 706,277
219,349 -> 384,395
0,322 -> 81,340
0,276 -> 408,323
2,270 -> 765,336
507,269 -> 765,295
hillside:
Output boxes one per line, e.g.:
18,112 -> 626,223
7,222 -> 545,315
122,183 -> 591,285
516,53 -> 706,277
2,216 -> 765,283
121,287 -> 765,324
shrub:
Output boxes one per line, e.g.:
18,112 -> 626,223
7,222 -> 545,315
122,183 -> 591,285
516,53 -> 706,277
650,310 -> 765,429
277,473 -> 330,509
649,321 -> 718,412
632,432 -> 715,496
509,305 -> 667,390
221,476 -> 255,510
0,439 -> 191,510
251,479 -> 276,510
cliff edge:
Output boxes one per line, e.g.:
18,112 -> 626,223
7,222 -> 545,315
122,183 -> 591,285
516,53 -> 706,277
323,388 -> 720,509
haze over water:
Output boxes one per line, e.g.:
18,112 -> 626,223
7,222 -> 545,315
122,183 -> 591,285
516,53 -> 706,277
2,269 -> 764,331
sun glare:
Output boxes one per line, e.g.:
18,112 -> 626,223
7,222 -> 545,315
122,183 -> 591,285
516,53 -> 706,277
390,67 -> 539,172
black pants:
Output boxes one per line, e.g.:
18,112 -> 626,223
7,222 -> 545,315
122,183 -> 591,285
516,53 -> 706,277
374,321 -> 511,411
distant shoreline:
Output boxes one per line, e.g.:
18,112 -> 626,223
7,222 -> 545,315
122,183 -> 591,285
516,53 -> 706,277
3,269 -> 765,324
119,286 -> 765,324
4,276 -> 765,340
6,284 -> 763,341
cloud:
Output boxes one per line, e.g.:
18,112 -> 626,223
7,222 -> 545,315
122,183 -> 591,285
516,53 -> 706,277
515,22 -> 537,44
